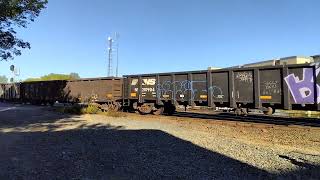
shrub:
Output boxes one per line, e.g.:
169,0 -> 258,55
101,110 -> 127,118
53,103 -> 127,116
81,104 -> 101,114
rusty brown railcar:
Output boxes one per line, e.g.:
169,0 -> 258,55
20,80 -> 68,105
19,77 -> 123,108
0,83 -> 21,102
65,77 -> 123,110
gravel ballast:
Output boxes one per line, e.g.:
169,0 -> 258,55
0,104 -> 319,179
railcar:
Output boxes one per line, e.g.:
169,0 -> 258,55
18,77 -> 122,109
0,83 -> 21,102
1,63 -> 319,116
20,80 -> 68,105
65,77 -> 123,110
123,63 -> 320,115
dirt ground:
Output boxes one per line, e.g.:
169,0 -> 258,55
0,103 -> 319,179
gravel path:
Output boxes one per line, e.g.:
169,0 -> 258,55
0,103 -> 319,179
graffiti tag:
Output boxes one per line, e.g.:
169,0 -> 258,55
235,72 -> 253,83
157,80 -> 224,101
284,64 -> 320,104
262,81 -> 280,95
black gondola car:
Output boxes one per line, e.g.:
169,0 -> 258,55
123,63 -> 320,115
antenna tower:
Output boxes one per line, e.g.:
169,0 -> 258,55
107,32 -> 120,77
107,36 -> 113,77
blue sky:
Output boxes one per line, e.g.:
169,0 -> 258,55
1,0 -> 320,80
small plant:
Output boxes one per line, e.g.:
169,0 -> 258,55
54,103 -> 127,116
101,110 -> 127,118
81,104 -> 101,114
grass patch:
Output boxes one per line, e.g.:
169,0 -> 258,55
99,110 -> 127,118
81,104 -> 100,114
54,104 -> 100,115
53,103 -> 126,117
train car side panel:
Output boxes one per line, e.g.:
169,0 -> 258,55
158,75 -> 172,100
174,74 -> 189,103
191,73 -> 208,104
65,78 -> 123,103
284,65 -> 319,110
234,70 -> 254,103
259,69 -> 282,104
211,72 -> 229,104
140,76 -> 157,100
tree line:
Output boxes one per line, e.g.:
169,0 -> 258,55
24,72 -> 80,82
0,73 -> 80,83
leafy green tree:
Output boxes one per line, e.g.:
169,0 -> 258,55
69,72 -> 80,80
41,73 -> 70,81
24,73 -> 81,82
24,77 -> 40,82
0,0 -> 48,60
0,75 -> 8,83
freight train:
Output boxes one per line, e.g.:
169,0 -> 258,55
0,77 -> 123,111
1,63 -> 319,116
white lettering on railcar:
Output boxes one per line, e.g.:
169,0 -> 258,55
142,78 -> 156,86
142,88 -> 155,92
131,79 -> 138,86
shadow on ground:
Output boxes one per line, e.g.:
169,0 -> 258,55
0,104 -> 82,130
0,105 -> 319,179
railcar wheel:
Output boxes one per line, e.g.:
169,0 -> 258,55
138,104 -> 153,115
101,102 -> 120,112
113,102 -> 121,111
263,107 -> 275,115
153,107 -> 164,115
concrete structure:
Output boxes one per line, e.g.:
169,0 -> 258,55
207,67 -> 221,70
311,55 -> 320,63
234,56 -> 313,68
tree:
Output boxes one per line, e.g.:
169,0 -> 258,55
24,73 -> 81,82
0,75 -> 8,83
24,77 -> 40,82
0,0 -> 48,60
69,72 -> 80,80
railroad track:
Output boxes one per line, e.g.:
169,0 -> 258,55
172,111 -> 320,127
